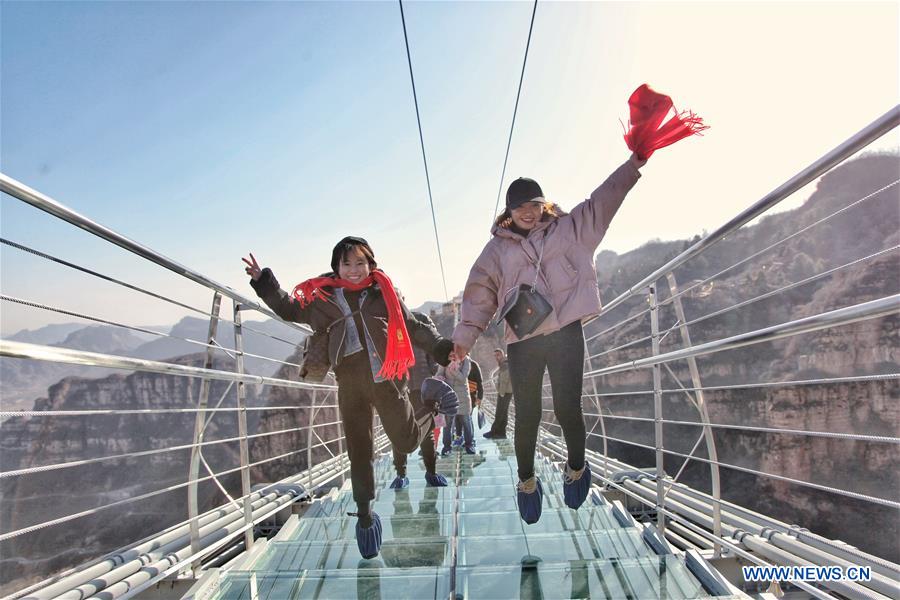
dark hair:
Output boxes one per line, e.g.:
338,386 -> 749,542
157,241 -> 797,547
331,237 -> 377,273
493,202 -> 565,228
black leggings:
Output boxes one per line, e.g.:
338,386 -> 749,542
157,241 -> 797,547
507,320 -> 586,481
335,353 -> 432,509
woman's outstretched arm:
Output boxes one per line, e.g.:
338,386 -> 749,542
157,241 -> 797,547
569,153 -> 647,250
243,253 -> 311,324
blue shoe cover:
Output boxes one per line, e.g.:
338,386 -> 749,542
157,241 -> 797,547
355,512 -> 383,559
389,475 -> 410,490
425,472 -> 448,487
563,462 -> 591,510
517,477 -> 544,524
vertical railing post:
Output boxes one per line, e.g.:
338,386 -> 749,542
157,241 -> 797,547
666,272 -> 722,556
583,338 -> 609,482
232,301 -> 254,552
188,291 -> 221,574
308,389 -> 317,492
649,284 -> 666,534
335,389 -> 346,485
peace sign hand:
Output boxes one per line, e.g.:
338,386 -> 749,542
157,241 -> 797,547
242,253 -> 262,281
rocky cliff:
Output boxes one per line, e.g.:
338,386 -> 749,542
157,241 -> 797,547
585,153 -> 899,561
0,355 -> 260,594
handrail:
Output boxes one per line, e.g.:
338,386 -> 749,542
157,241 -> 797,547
0,172 -> 311,333
592,104 -> 899,319
0,339 -> 336,391
580,412 -> 900,444
585,294 -> 899,378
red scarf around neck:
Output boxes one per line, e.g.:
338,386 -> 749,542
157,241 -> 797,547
290,269 -> 415,380
623,84 -> 708,160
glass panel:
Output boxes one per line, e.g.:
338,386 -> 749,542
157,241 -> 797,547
217,567 -> 451,600
459,507 -> 619,536
458,474 -> 519,487
459,532 -> 606,566
259,537 -> 450,570
370,489 -> 455,516
293,513 -> 452,541
459,496 -> 518,513
456,556 -> 712,600
619,556 -> 708,599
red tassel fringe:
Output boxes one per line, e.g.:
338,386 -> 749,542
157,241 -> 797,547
623,84 -> 708,160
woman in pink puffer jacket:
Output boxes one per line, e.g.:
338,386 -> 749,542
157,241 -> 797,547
452,153 -> 648,524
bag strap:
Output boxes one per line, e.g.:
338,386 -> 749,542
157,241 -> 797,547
530,233 -> 547,291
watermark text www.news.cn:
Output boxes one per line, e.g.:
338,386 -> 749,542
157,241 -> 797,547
743,565 -> 871,582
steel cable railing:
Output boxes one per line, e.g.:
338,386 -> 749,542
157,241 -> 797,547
655,181 -> 899,307
0,421 -> 340,541
0,298 -> 336,594
540,437 -> 892,600
0,173 -> 312,334
580,412 -> 900,444
579,372 -> 900,398
0,339 -> 334,390
7,437 -> 378,600
587,104 -> 899,323
0,433 -> 341,542
588,241 -> 898,363
0,419 -> 343,480
584,295 -> 899,379
543,424 -> 900,588
583,179 -> 899,350
568,427 -> 900,509
0,404 -> 339,418
1,237 -> 302,348
0,294 -> 306,371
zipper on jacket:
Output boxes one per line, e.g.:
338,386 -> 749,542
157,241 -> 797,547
324,295 -> 347,368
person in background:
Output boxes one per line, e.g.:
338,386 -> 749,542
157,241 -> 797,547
453,358 -> 485,444
467,358 -> 484,411
484,348 -> 512,439
390,311 -> 451,489
438,356 -> 476,455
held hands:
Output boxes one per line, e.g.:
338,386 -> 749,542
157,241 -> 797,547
451,343 -> 470,362
242,253 -> 262,281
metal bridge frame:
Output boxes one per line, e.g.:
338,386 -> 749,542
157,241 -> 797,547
1,105 -> 898,600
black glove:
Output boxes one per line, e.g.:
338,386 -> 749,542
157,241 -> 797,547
433,338 -> 453,366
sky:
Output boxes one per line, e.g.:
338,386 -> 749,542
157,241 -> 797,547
1,1 -> 898,336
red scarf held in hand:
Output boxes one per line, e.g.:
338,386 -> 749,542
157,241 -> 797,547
623,84 -> 708,160
290,269 -> 415,380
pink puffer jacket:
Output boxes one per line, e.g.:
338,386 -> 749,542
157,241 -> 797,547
452,159 -> 641,348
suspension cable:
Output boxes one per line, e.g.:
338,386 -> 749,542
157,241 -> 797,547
398,0 -> 449,300
491,0 -> 539,223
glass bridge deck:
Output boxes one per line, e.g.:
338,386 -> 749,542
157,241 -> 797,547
213,429 -> 735,599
